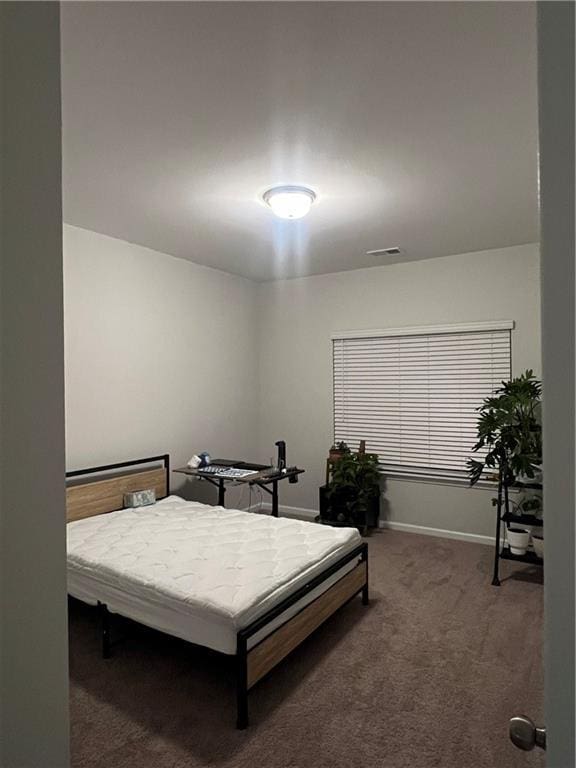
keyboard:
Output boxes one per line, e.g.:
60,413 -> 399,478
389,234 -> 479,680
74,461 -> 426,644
196,466 -> 259,479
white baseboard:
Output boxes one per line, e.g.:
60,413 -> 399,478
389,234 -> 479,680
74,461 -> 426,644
246,502 -> 492,545
378,520 -> 493,546
276,504 -> 318,521
246,502 -> 317,521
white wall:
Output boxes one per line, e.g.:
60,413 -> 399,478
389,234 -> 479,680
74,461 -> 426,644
64,233 -> 540,538
64,225 -> 258,508
255,243 -> 541,539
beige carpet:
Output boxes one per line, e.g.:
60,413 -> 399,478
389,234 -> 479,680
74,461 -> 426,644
69,529 -> 545,768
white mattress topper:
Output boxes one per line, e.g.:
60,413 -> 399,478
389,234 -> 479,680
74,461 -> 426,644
67,496 -> 361,629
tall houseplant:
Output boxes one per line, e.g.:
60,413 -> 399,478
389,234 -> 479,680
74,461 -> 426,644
468,369 -> 542,488
325,451 -> 381,529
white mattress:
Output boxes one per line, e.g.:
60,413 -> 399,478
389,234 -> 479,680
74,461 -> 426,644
67,496 -> 362,654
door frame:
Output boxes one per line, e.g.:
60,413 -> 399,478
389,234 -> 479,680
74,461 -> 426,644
538,2 -> 575,765
0,2 -> 69,767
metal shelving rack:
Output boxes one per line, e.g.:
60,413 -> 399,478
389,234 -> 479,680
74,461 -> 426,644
492,476 -> 543,586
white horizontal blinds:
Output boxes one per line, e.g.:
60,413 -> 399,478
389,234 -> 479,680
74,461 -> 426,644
333,329 -> 511,477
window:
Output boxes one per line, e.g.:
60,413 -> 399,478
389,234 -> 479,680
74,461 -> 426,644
333,322 -> 513,481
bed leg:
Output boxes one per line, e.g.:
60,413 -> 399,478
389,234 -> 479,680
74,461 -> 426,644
361,543 -> 370,606
362,582 -> 370,606
236,635 -> 249,729
98,601 -> 112,659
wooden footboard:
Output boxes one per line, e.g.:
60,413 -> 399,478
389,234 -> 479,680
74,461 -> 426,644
247,560 -> 367,688
236,543 -> 369,728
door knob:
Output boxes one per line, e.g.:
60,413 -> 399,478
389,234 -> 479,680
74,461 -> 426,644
509,715 -> 547,751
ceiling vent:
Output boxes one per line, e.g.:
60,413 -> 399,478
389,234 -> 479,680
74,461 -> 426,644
366,246 -> 403,257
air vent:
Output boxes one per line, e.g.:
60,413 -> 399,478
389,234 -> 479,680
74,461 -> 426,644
366,246 -> 403,257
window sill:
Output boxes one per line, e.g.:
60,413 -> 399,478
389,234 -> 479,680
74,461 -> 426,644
380,471 -> 501,491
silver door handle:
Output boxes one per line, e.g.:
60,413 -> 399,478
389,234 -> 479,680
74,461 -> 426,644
509,715 -> 547,751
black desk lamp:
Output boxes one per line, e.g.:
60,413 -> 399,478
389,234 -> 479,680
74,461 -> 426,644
275,440 -> 286,471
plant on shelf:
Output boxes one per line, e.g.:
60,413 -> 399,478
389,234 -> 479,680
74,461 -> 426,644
324,450 -> 381,529
496,492 -> 542,519
468,369 -> 542,489
517,494 -> 543,518
329,441 -> 351,462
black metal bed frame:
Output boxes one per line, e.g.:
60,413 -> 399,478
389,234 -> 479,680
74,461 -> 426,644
235,541 -> 368,728
66,454 -> 171,494
66,455 -> 369,729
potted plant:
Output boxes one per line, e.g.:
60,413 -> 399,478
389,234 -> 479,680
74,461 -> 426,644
532,532 -> 544,559
518,494 -> 542,518
506,527 -> 531,555
468,369 -> 542,488
505,493 -> 543,519
329,441 -> 351,462
469,370 -> 542,560
518,494 -> 544,559
321,451 -> 381,531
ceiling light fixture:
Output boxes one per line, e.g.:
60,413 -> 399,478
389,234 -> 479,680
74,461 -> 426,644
366,247 -> 403,256
263,185 -> 316,220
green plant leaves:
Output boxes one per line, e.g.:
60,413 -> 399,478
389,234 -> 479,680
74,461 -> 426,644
468,370 -> 542,487
327,451 -> 380,523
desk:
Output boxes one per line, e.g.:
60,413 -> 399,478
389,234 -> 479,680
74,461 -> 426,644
173,462 -> 305,517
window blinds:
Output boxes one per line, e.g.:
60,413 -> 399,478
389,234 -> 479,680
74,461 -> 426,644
333,326 -> 512,479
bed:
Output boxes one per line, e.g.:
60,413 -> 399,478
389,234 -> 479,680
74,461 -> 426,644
66,455 -> 369,728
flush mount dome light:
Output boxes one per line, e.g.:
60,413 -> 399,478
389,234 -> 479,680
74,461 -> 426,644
263,185 -> 316,220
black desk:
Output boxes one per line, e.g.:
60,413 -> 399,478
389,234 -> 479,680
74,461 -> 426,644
173,462 -> 305,517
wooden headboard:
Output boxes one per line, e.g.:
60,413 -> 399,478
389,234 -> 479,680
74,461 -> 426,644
66,455 -> 170,523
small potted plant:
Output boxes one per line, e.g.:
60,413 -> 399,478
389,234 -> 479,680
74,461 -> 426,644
497,494 -> 542,557
329,441 -> 350,462
532,532 -> 544,559
520,495 -> 544,558
505,493 -> 543,519
507,527 -> 531,555
518,494 -> 542,519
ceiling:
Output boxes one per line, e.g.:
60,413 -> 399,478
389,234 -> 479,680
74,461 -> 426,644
61,2 -> 539,282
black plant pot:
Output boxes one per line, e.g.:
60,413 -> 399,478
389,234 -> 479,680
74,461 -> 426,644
318,485 -> 380,531
364,494 -> 380,528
